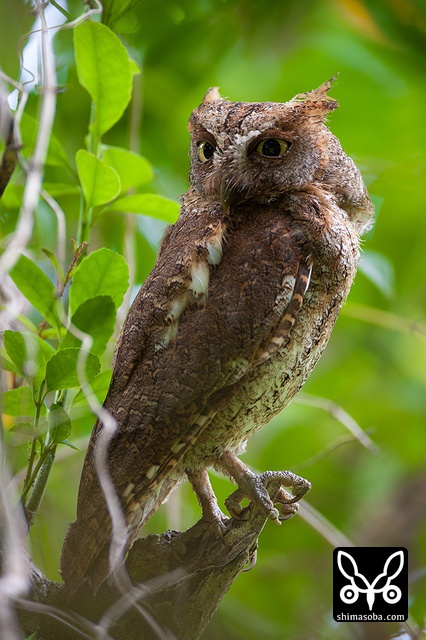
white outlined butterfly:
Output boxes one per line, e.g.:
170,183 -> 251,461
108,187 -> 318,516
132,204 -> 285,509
337,550 -> 404,611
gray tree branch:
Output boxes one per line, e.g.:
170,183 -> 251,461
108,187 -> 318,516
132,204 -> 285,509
16,482 -> 287,640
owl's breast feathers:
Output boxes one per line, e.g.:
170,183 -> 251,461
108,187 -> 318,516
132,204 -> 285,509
60,187 -> 360,592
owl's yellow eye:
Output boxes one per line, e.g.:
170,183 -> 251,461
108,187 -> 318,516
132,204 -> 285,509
256,138 -> 290,157
197,140 -> 215,163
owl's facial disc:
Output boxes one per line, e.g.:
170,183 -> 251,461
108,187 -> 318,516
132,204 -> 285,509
218,133 -> 293,207
195,130 -> 295,208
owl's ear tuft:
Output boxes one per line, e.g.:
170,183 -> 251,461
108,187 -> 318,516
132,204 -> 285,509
202,87 -> 222,104
289,75 -> 339,118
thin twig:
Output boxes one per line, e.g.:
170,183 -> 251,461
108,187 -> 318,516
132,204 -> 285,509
0,6 -> 58,636
299,500 -> 354,548
343,302 -> 426,340
12,435 -> 89,487
0,448 -> 29,640
16,0 -> 102,56
292,432 -> 375,472
0,0 -> 58,280
13,595 -> 112,640
96,573 -> 182,640
294,392 -> 379,454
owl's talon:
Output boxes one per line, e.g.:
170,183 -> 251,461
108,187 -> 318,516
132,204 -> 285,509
273,487 -> 300,520
225,504 -> 243,520
278,499 -> 300,520
274,487 -> 293,503
218,451 -> 310,524
259,470 -> 311,502
225,492 -> 250,521
242,546 -> 258,572
224,488 -> 243,514
200,509 -> 228,538
279,509 -> 298,521
227,509 -> 247,521
209,511 -> 229,538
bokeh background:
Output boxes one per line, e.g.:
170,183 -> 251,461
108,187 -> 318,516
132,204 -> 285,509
1,1 -> 426,638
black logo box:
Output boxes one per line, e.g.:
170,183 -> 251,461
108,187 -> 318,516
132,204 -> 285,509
333,547 -> 408,621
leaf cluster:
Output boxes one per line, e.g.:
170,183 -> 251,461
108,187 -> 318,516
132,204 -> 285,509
0,18 -> 177,529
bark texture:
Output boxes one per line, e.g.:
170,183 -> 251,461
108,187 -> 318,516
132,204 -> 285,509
17,483 -> 286,640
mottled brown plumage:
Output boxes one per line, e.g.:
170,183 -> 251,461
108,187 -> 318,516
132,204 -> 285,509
60,79 -> 374,594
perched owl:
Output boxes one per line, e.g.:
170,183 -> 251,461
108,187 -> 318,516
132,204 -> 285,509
60,79 -> 374,594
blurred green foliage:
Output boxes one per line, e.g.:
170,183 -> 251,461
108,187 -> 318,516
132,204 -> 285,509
1,0 -> 425,638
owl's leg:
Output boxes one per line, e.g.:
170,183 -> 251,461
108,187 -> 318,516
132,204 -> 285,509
216,451 -> 311,525
186,467 -> 228,535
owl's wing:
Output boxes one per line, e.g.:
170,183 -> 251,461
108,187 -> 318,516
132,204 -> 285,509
253,260 -> 312,366
61,196 -> 312,593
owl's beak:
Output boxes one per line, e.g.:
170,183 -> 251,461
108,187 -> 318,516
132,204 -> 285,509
220,181 -> 246,211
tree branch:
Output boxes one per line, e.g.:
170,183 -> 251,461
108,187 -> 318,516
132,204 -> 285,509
17,482 -> 289,640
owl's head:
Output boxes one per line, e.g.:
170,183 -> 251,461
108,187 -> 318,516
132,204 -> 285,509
188,79 -> 373,233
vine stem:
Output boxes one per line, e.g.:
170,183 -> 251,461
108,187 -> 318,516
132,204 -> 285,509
21,384 -> 67,524
0,0 -> 58,280
76,102 -> 99,246
21,381 -> 45,504
23,450 -> 56,528
21,439 -> 38,504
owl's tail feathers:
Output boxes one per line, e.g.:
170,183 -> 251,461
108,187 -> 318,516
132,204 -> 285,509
60,515 -> 114,598
60,477 -> 179,598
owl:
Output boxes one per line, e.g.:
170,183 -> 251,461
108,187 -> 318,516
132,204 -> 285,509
60,79 -> 374,594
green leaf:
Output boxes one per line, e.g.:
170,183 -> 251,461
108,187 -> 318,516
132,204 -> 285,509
102,146 -> 154,192
101,193 -> 180,223
72,368 -> 112,411
0,354 -> 18,375
60,439 -> 79,450
1,386 -> 36,417
102,0 -> 134,30
42,248 -> 65,284
69,248 -> 129,315
130,59 -> 140,75
3,331 -> 55,389
359,250 -> 395,299
20,112 -> 69,167
73,21 -> 133,139
70,368 -> 112,432
48,403 -> 72,444
76,149 -> 121,209
43,183 -> 81,198
59,295 -> 116,356
9,255 -> 62,329
1,184 -> 24,209
45,348 -> 100,392
1,182 -> 79,209
9,422 -> 39,439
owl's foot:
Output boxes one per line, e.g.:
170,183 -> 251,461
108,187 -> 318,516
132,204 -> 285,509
217,451 -> 311,525
187,467 -> 228,536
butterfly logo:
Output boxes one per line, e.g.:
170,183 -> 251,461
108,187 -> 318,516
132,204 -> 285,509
337,550 -> 404,611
